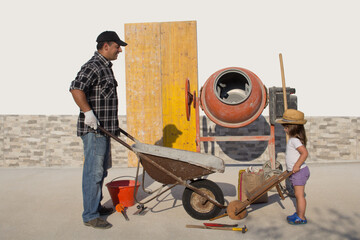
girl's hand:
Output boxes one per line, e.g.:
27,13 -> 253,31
293,145 -> 308,173
292,165 -> 301,173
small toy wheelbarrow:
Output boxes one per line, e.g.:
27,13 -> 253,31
98,126 -> 226,220
227,170 -> 293,220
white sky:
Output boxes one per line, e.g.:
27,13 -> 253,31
1,0 -> 359,116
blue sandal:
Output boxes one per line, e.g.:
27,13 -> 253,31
287,213 -> 307,225
287,212 -> 297,221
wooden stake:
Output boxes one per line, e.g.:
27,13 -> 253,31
279,53 -> 289,145
279,53 -> 288,111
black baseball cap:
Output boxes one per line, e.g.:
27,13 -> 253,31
96,31 -> 127,46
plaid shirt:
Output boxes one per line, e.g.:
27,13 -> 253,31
70,51 -> 120,136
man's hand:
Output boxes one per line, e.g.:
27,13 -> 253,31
84,110 -> 99,130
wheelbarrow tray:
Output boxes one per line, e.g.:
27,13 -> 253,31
132,142 -> 225,185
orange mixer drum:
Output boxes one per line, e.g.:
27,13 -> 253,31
200,67 -> 267,128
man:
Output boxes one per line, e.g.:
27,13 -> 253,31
69,31 -> 127,229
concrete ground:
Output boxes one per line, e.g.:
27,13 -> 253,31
0,162 -> 359,240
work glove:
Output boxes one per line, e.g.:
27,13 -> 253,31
84,110 -> 99,130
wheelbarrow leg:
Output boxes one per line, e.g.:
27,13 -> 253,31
133,155 -> 178,206
276,184 -> 285,200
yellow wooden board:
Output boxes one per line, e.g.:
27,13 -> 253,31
160,21 -> 198,151
125,21 -> 198,167
125,23 -> 163,167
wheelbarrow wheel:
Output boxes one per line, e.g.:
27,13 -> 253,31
182,179 -> 224,220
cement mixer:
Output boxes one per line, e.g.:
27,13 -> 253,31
186,67 -> 268,128
199,67 -> 267,128
185,67 -> 276,168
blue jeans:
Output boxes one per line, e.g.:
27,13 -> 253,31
81,132 -> 110,222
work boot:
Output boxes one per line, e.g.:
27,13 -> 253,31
84,217 -> 112,229
99,206 -> 114,216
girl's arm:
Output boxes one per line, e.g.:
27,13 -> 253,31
293,145 -> 308,173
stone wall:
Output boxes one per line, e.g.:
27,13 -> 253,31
0,115 -> 359,167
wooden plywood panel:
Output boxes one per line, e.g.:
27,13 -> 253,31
125,23 -> 162,167
125,21 -> 198,166
160,21 -> 198,152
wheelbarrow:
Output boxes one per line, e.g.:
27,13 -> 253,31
98,126 -> 226,220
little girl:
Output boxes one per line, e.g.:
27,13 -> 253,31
276,109 -> 310,225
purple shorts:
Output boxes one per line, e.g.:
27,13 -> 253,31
289,166 -> 310,186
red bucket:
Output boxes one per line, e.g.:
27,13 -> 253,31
106,179 -> 140,207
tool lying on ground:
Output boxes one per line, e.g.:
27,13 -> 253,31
203,223 -> 238,227
227,171 -> 293,220
116,204 -> 129,221
133,204 -> 148,216
186,224 -> 248,233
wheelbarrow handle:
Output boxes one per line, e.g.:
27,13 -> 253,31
119,127 -> 138,143
97,125 -> 134,152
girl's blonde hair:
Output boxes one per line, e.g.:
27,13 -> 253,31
284,124 -> 307,147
